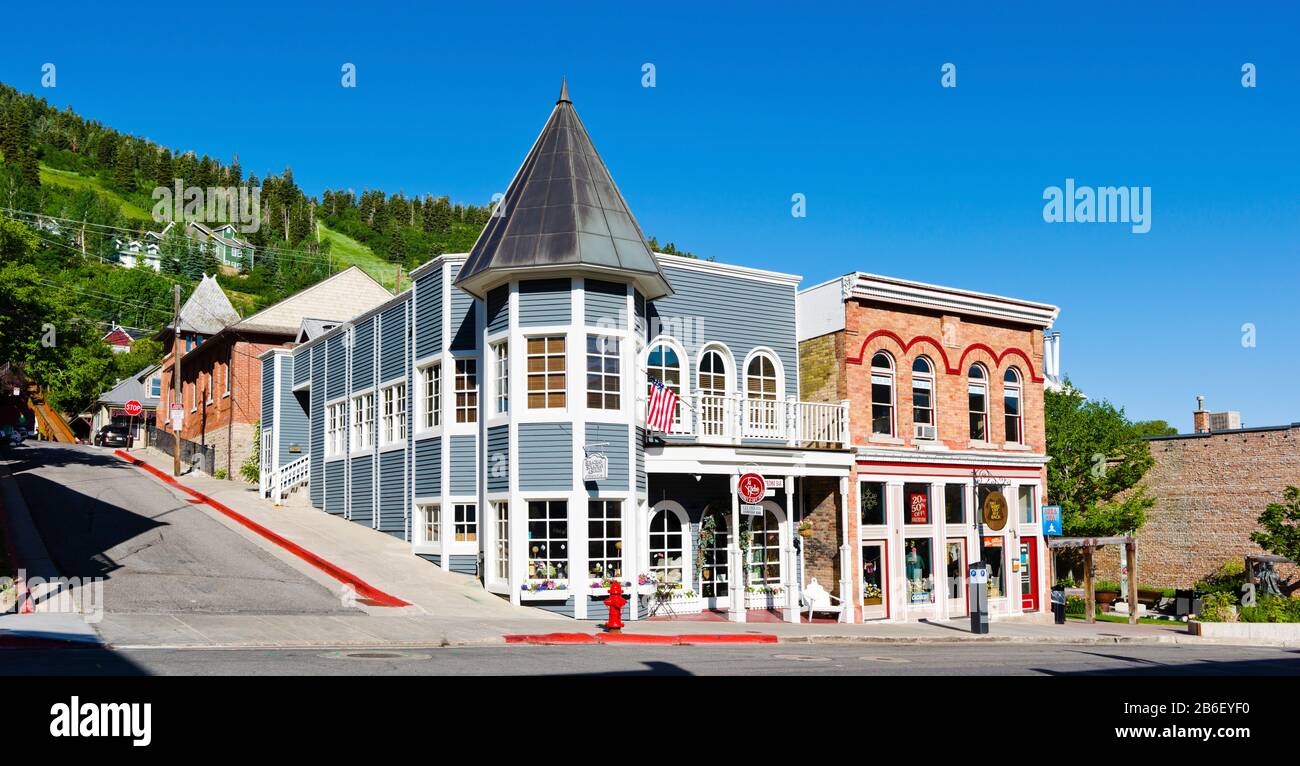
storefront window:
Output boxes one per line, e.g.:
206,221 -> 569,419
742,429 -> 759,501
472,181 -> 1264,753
748,510 -> 782,586
946,541 -> 964,600
587,500 -> 622,579
904,483 -> 930,525
980,536 -> 1005,598
862,544 -> 884,606
649,509 -> 684,584
944,484 -> 965,524
700,509 -> 729,598
527,500 -> 568,581
860,481 -> 886,525
904,538 -> 934,604
1018,485 -> 1035,524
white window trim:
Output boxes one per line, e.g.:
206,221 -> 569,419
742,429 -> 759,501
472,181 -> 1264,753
350,390 -> 375,453
325,399 -> 348,459
912,356 -> 935,437
1003,368 -> 1024,446
491,340 -> 509,417
968,364 -> 990,444
415,360 -> 441,435
741,346 -> 786,402
585,333 -> 622,412
644,336 -> 690,432
868,351 -> 895,438
524,334 -> 567,410
379,379 -> 407,449
415,500 -> 441,552
453,356 -> 479,425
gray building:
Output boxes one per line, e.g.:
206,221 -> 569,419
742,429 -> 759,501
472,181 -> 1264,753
262,83 -> 853,622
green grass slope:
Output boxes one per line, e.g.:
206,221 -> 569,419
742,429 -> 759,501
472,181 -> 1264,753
38,165 -> 154,221
316,222 -> 399,290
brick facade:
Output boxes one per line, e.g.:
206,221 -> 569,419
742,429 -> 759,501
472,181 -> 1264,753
1095,425 -> 1300,588
158,332 -> 289,476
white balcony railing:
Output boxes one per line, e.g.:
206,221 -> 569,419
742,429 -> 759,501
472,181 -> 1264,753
655,393 -> 850,448
271,454 -> 311,505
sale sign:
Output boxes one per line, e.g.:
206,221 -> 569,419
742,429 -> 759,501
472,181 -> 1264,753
909,491 -> 928,524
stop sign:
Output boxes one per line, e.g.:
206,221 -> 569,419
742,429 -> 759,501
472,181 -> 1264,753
737,472 -> 766,505
124,400 -> 143,417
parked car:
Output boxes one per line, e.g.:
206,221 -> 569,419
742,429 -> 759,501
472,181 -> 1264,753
94,424 -> 134,448
0,425 -> 21,447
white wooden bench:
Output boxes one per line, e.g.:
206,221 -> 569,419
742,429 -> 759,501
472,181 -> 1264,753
802,577 -> 844,622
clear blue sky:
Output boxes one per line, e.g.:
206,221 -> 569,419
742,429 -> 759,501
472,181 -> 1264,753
3,1 -> 1297,430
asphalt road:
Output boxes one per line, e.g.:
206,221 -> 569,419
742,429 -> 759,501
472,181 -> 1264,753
3,642 -> 1299,676
4,442 -> 352,615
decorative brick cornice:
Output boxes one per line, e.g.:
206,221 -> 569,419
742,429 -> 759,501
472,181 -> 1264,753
846,329 -> 1044,383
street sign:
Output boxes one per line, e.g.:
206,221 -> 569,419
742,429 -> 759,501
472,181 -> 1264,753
1041,505 -> 1062,536
737,473 -> 765,505
124,400 -> 143,417
740,504 -> 763,516
170,403 -> 183,431
968,566 -> 989,585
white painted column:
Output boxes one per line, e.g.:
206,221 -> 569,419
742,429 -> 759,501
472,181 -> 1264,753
838,475 -> 855,624
729,473 -> 745,623
784,474 -> 798,622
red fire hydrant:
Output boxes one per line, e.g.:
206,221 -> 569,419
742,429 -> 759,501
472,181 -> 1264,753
604,580 -> 627,632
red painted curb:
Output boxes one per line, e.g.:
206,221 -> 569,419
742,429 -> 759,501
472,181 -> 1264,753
504,633 -> 598,645
502,633 -> 781,646
676,634 -> 779,645
114,451 -> 409,608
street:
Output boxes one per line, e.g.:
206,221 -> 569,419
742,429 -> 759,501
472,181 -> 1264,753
2,642 -> 1298,676
4,442 -> 352,615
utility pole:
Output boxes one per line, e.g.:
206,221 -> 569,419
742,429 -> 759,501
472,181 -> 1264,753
172,284 -> 182,476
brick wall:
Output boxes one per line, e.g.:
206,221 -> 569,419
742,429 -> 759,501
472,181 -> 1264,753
800,477 -> 844,590
799,332 -> 842,404
1096,425 -> 1300,588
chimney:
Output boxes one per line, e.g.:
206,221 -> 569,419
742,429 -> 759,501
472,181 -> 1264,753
1042,335 -> 1054,377
1052,332 -> 1061,379
1193,395 -> 1210,434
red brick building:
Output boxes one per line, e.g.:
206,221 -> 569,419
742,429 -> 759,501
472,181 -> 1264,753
799,273 -> 1060,622
1096,400 -> 1300,588
158,268 -> 392,476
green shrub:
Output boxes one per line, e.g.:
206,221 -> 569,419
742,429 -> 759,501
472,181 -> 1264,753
1094,580 -> 1122,592
1065,596 -> 1103,617
214,468 -> 228,480
1238,595 -> 1300,624
1196,591 -> 1238,622
1195,559 -> 1246,595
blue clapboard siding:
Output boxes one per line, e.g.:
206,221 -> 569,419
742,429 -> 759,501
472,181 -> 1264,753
414,437 -> 442,497
324,459 -> 345,515
584,423 -> 628,492
378,449 -> 405,537
416,553 -> 444,570
486,425 -> 509,493
261,355 -> 275,450
379,301 -> 407,382
584,279 -> 627,329
350,455 -> 374,527
449,555 -> 477,576
635,426 -> 646,492
293,345 -> 311,388
309,348 -> 324,508
517,423 -> 572,490
279,357 -> 309,466
650,264 -> 799,395
634,291 -> 647,341
486,285 -> 509,335
449,435 -> 476,494
518,278 -> 571,326
585,595 -> 648,621
448,263 -> 476,351
326,336 -> 346,399
352,317 -> 375,387
414,267 -> 443,360
530,597 -> 576,618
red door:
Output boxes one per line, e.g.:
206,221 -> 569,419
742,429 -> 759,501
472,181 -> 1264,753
1020,537 -> 1039,611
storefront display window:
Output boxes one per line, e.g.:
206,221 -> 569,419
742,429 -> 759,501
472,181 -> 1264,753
748,510 -> 782,586
904,483 -> 930,525
527,500 -> 568,581
861,544 -> 884,606
860,481 -> 886,525
904,538 -> 934,604
980,536 -> 1005,598
946,541 -> 964,600
649,509 -> 685,583
944,484 -> 965,524
1018,485 -> 1035,524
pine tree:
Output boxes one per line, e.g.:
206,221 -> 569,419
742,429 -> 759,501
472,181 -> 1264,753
113,141 -> 136,192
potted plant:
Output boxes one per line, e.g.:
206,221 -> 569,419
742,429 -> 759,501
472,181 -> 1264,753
797,520 -> 814,538
1094,580 -> 1121,608
862,582 -> 883,606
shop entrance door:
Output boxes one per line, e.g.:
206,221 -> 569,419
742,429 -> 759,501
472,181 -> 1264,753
700,510 -> 730,609
861,541 -> 888,620
1020,537 -> 1039,611
945,540 -> 968,618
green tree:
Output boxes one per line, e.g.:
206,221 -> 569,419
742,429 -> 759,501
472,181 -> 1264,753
1131,420 -> 1178,438
1250,487 -> 1300,596
1045,382 -> 1156,536
112,140 -> 136,192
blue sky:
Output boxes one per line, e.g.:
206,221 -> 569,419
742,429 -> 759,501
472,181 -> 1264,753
3,1 -> 1297,429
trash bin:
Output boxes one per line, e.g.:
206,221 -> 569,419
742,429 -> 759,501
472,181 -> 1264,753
1174,589 -> 1203,618
1050,585 -> 1067,624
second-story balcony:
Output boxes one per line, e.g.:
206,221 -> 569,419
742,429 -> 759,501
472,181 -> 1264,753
651,393 -> 850,449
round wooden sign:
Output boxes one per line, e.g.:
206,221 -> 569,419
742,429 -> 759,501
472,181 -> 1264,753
981,489 -> 1009,531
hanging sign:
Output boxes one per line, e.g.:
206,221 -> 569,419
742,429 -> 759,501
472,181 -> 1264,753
737,472 -> 766,505
1041,505 -> 1062,536
981,490 -> 1008,531
740,504 -> 763,516
582,451 -> 608,482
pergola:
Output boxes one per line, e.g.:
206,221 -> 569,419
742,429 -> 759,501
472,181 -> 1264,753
1048,535 -> 1139,625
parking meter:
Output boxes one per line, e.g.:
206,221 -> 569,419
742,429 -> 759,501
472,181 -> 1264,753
969,561 -> 989,634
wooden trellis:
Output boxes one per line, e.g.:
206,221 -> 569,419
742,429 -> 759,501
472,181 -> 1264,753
1048,535 -> 1138,625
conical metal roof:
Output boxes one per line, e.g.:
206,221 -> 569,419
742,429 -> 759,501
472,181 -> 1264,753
454,82 -> 672,300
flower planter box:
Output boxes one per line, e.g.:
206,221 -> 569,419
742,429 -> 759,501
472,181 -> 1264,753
745,592 -> 786,610
520,586 -> 571,602
1188,621 -> 1300,642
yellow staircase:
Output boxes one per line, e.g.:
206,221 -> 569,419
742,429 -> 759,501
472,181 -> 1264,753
27,385 -> 77,443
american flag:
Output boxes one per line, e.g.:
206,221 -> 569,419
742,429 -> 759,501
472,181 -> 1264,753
646,376 -> 679,433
